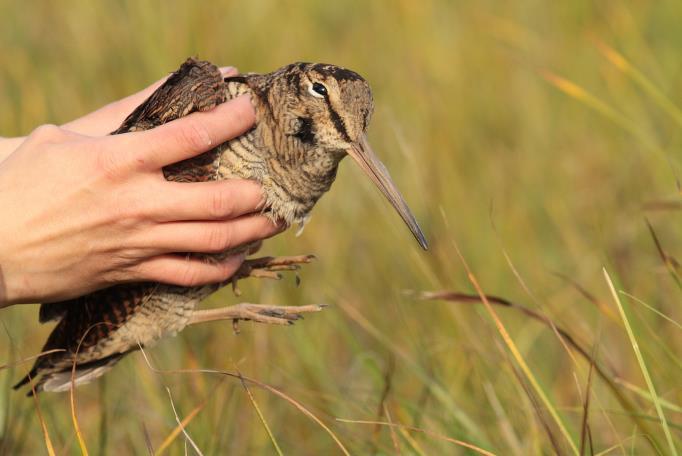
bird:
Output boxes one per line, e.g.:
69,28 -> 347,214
15,58 -> 428,394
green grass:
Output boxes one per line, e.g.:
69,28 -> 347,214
1,0 -> 682,454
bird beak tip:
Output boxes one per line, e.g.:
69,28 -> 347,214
417,234 -> 429,251
348,136 -> 429,251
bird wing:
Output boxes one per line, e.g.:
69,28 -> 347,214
115,57 -> 228,183
114,57 -> 227,133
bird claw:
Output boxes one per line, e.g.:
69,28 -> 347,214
229,254 -> 316,296
229,303 -> 327,334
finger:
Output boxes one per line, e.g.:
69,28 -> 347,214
136,215 -> 283,255
124,95 -> 255,170
148,179 -> 266,222
61,74 -> 170,136
219,66 -> 238,77
134,252 -> 246,287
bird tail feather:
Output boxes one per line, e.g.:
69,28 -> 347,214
15,353 -> 125,396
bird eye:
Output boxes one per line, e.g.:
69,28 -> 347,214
308,82 -> 328,98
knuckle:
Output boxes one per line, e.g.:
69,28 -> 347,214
176,257 -> 238,286
117,201 -> 144,224
103,267 -> 129,285
209,189 -> 236,218
94,149 -> 126,181
29,124 -> 65,143
178,120 -> 212,152
177,262 -> 205,286
205,225 -> 233,252
116,258 -> 161,284
102,258 -> 137,284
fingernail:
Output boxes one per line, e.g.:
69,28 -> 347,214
220,66 -> 238,77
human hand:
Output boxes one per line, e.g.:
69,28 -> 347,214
0,95 -> 282,306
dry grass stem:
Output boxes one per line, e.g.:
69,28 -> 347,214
154,402 -> 205,456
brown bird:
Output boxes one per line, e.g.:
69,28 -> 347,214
15,58 -> 427,394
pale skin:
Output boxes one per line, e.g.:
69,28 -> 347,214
0,67 -> 285,307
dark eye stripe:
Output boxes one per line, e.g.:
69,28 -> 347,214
326,104 -> 351,142
311,80 -> 347,140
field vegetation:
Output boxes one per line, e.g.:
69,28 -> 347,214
1,1 -> 681,454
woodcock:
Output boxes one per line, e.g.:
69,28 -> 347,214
15,58 -> 428,394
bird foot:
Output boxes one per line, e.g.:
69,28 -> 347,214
229,255 -> 315,296
189,303 -> 327,334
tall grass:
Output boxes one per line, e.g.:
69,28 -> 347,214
1,0 -> 681,453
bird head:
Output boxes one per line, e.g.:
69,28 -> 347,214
299,63 -> 428,250
233,63 -> 428,250
290,63 -> 373,150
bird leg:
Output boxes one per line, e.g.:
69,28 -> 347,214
228,255 -> 315,296
188,303 -> 326,333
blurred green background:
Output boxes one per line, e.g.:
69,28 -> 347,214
1,0 -> 681,454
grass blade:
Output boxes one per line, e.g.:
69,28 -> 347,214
645,220 -> 682,292
421,290 -> 662,452
620,292 -> 682,331
603,269 -> 678,456
28,376 -> 56,456
0,349 -> 65,372
337,299 -> 487,445
70,330 -> 92,456
541,70 -> 659,155
579,351 -> 595,456
615,378 -> 682,413
154,402 -> 205,456
398,427 -> 427,456
483,382 -> 523,455
451,241 -> 580,455
165,387 -> 203,455
383,405 -> 401,454
142,423 -> 154,455
593,38 -> 682,128
237,370 -> 284,456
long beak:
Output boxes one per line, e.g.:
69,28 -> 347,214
347,135 -> 428,250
